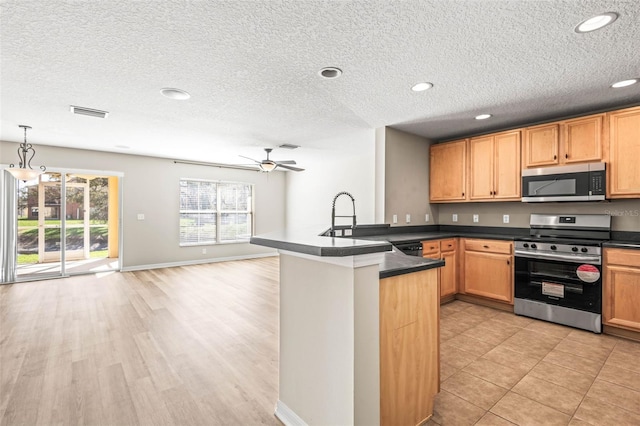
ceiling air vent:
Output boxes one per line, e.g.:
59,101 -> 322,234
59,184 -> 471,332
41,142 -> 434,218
278,143 -> 300,149
70,105 -> 109,119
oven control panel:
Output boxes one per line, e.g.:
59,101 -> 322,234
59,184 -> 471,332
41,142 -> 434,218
515,241 -> 601,256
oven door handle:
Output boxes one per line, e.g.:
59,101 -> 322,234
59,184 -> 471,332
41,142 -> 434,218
514,250 -> 601,264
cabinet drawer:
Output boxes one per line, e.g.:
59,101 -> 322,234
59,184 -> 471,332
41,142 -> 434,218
440,238 -> 457,252
605,248 -> 640,266
422,240 -> 440,256
464,239 -> 512,254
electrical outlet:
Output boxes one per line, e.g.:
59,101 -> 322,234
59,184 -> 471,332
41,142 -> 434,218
503,214 -> 510,224
473,214 -> 479,223
392,214 -> 398,224
406,214 -> 411,223
425,213 -> 430,222
137,213 -> 145,220
452,214 -> 458,222
202,248 -> 207,254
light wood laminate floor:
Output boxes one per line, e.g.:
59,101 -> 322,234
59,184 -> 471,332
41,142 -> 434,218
0,257 -> 281,426
3,257 -> 640,426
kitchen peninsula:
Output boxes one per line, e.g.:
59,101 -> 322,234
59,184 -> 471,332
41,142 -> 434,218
250,231 -> 444,426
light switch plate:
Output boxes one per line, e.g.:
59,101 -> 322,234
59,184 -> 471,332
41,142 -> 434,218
406,214 -> 411,223
452,214 -> 458,222
425,214 -> 430,222
473,214 -> 479,223
137,213 -> 145,220
503,214 -> 510,224
392,214 -> 398,224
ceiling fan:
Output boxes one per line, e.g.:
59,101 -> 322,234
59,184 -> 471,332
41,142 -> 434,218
239,148 -> 305,172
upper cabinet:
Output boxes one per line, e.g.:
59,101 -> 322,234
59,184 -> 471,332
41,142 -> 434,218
607,106 -> 640,198
522,114 -> 605,168
430,139 -> 467,202
469,130 -> 521,201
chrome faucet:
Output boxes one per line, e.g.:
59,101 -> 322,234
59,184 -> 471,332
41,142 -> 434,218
330,191 -> 356,236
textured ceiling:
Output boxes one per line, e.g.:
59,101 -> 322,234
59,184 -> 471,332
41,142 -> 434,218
1,1 -> 639,166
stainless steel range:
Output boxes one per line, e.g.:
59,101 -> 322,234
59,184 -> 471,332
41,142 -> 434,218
514,213 -> 611,333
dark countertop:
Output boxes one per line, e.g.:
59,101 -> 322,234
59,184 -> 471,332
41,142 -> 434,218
250,231 -> 392,257
603,241 -> 640,250
379,249 -> 444,279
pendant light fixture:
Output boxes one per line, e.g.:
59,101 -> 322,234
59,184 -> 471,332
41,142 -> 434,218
6,125 -> 46,181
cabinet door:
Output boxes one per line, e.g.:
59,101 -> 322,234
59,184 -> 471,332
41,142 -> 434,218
604,264 -> 640,331
523,123 -> 559,168
493,130 -> 521,200
430,140 -> 467,201
469,135 -> 494,200
608,107 -> 640,197
562,114 -> 604,164
464,251 -> 513,303
440,250 -> 458,299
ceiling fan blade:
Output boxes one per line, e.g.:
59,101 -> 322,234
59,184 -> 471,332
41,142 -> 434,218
277,164 -> 305,172
275,160 -> 296,165
239,155 -> 260,164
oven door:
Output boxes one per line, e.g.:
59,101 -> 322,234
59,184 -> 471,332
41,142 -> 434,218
515,255 -> 602,313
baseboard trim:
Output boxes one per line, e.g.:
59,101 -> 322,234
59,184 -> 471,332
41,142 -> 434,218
121,252 -> 278,272
603,325 -> 640,342
274,400 -> 307,426
455,293 -> 514,312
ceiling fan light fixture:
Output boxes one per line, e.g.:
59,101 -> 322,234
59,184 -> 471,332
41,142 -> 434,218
160,87 -> 191,100
318,67 -> 342,79
6,125 -> 46,181
575,12 -> 618,33
411,82 -> 433,92
260,161 -> 277,172
475,114 -> 492,120
611,78 -> 638,88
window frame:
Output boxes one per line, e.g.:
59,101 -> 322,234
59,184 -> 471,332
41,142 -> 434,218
179,178 -> 254,246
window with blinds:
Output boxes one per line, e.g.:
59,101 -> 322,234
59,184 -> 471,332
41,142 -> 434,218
179,179 -> 253,246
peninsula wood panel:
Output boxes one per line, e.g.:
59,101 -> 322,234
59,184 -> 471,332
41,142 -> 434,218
380,269 -> 438,426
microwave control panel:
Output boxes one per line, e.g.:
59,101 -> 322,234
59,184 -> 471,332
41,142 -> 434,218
590,170 -> 605,195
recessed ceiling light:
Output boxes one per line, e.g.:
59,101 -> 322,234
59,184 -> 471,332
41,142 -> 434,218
475,114 -> 492,120
160,87 -> 191,100
411,82 -> 434,92
318,67 -> 342,79
611,78 -> 638,88
575,12 -> 618,33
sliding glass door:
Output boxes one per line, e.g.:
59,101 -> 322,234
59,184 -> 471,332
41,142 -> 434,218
11,171 -> 120,281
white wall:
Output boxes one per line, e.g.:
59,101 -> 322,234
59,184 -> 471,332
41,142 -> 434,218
285,129 -> 376,234
1,141 -> 285,270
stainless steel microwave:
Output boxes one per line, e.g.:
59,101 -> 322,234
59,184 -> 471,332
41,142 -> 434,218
521,162 -> 606,202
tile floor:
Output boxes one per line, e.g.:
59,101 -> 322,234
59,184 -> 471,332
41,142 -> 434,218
428,300 -> 640,426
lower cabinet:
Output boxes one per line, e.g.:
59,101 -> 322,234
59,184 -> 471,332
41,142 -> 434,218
460,239 -> 514,304
422,238 -> 458,303
603,248 -> 640,332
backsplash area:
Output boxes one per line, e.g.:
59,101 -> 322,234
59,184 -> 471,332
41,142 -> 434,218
436,199 -> 640,231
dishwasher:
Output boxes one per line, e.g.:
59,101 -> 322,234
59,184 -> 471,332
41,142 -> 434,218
394,242 -> 423,257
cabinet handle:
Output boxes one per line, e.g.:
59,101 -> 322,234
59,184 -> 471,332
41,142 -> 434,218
462,192 -> 465,197
507,259 -> 510,265
490,191 -> 493,195
483,245 -> 489,249
565,153 -> 569,159
554,155 -> 557,160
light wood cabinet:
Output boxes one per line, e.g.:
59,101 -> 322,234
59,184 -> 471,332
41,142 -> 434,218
469,130 -> 521,201
604,248 -> 640,332
430,139 -> 467,202
607,106 -> 640,198
422,238 -> 458,302
460,239 -> 514,304
380,269 -> 439,426
522,114 -> 604,168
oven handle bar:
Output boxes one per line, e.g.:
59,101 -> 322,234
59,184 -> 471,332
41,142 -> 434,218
514,250 -> 601,265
